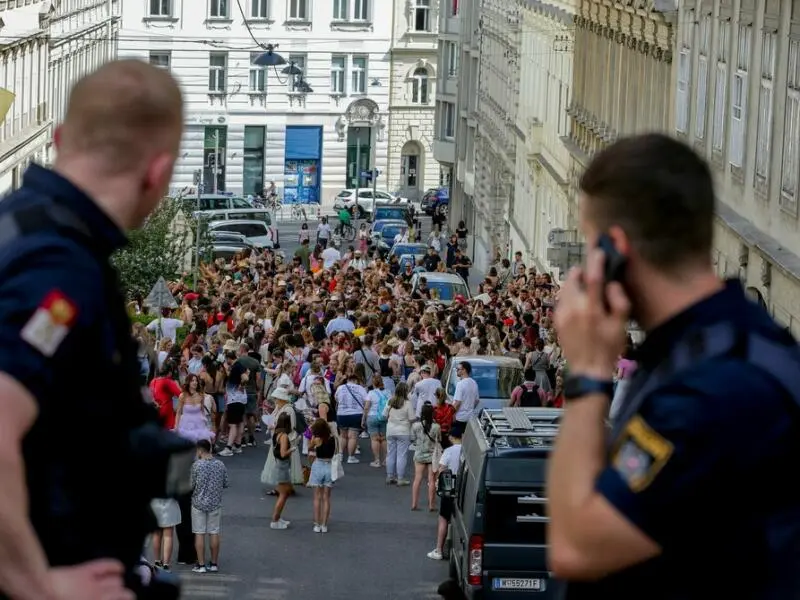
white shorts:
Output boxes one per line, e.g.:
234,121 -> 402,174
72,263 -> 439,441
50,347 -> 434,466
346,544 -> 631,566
191,507 -> 222,535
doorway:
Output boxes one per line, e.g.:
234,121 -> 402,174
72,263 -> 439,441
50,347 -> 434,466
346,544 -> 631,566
346,126 -> 372,189
400,141 -> 422,201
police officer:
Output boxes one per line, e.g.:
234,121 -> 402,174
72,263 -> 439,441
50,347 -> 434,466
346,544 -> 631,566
547,134 -> 800,599
0,61 -> 185,600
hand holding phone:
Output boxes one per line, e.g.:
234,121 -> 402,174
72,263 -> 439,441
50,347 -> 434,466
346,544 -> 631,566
595,233 -> 627,310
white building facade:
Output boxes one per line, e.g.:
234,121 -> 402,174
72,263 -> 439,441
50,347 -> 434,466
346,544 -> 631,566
511,0 -> 575,279
119,0 -> 391,205
431,0 -> 458,193
0,0 -> 52,193
386,0 -> 439,202
675,0 -> 800,335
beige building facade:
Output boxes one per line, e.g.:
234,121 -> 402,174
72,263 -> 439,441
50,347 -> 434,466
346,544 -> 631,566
553,0 -> 676,274
511,0 -> 576,279
675,0 -> 800,335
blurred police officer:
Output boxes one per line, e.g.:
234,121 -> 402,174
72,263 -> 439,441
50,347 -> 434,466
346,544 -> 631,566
0,60 -> 183,600
548,134 -> 800,599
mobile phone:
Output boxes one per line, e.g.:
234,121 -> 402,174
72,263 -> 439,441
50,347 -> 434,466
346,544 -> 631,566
596,233 -> 627,286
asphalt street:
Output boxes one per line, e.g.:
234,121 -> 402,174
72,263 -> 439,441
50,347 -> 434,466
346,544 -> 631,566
174,437 -> 449,600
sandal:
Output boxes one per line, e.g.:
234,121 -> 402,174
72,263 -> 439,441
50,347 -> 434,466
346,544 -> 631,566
265,490 -> 279,496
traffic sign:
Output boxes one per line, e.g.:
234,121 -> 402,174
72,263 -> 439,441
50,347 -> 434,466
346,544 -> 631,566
144,277 -> 178,309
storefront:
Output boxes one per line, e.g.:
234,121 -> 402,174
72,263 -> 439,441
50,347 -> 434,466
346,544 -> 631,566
283,125 -> 322,204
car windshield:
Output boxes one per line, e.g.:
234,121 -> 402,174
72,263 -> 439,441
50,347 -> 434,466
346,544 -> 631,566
336,190 -> 351,198
216,223 -> 266,237
374,207 -> 408,221
424,280 -> 468,301
231,197 -> 251,208
446,364 -> 523,399
381,225 -> 405,240
399,254 -> 424,269
391,244 -> 427,256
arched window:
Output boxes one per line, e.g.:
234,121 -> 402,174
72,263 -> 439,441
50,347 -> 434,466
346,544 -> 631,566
410,67 -> 429,104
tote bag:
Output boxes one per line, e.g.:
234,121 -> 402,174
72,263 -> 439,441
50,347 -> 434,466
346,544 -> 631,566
331,436 -> 345,482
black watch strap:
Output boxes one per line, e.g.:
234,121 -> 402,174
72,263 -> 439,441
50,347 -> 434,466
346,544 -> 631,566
564,375 -> 614,401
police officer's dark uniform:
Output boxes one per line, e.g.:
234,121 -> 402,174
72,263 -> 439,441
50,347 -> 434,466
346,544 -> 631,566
0,165 -> 190,598
566,279 -> 800,600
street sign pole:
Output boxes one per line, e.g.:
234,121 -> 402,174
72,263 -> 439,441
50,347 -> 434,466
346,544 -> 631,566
371,168 -> 378,216
193,169 -> 202,291
212,132 -> 220,194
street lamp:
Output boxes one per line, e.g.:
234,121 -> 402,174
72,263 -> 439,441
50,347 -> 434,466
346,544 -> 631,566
252,43 -> 287,67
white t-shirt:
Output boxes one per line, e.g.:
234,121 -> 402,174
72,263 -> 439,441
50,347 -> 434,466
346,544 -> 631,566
439,443 -> 462,473
321,247 -> 341,269
452,376 -> 480,422
146,317 -> 184,343
366,388 -> 388,417
335,382 -> 368,416
317,223 -> 332,240
410,377 -> 442,417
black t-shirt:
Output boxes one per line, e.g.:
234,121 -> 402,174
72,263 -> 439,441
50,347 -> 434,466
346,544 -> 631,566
315,436 -> 336,459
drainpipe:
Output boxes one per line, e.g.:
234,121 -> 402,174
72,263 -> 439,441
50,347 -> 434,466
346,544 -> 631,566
386,1 -> 397,192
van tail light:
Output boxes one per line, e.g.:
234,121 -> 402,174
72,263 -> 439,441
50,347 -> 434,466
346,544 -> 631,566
468,534 -> 484,586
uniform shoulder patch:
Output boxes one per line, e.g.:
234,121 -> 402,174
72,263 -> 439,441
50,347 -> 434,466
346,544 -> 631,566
611,415 -> 674,493
20,290 -> 78,357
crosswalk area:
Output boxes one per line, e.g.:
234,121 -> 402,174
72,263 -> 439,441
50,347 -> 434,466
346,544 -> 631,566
179,573 -> 443,599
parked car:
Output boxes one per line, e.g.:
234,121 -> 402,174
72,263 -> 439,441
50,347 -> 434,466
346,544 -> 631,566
422,187 -> 450,217
388,242 -> 428,260
204,242 -> 251,261
198,209 -> 279,248
207,231 -> 253,246
410,271 -> 471,306
333,189 -> 409,217
441,355 -> 524,410
178,193 -> 253,212
371,202 -> 413,224
398,253 -> 425,271
207,220 -> 274,249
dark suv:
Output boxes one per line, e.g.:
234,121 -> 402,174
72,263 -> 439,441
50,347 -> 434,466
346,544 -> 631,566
445,407 -> 565,599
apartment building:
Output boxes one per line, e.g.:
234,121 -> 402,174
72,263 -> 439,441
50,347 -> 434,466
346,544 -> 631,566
511,0 -> 575,279
675,0 -> 800,334
386,0 -> 440,202
555,0 -> 676,273
432,0 -> 459,192
120,0 -> 391,203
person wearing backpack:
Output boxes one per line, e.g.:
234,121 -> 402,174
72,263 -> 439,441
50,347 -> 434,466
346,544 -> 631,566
363,374 -> 390,467
510,368 -> 545,408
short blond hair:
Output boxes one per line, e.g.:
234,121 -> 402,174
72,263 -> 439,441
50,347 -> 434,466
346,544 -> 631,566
58,59 -> 183,173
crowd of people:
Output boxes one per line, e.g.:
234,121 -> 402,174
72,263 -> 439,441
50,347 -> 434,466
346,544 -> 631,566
132,221 -> 594,574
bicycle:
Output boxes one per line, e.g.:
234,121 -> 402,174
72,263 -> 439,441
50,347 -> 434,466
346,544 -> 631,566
266,194 -> 282,212
338,221 -> 356,242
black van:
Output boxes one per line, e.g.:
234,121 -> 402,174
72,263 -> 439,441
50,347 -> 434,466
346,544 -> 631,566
445,407 -> 565,599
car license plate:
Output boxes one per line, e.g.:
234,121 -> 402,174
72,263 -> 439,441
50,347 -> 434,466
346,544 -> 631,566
492,578 -> 544,591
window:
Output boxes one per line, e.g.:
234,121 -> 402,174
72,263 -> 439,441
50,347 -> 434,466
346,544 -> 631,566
209,0 -> 229,17
446,42 -> 458,77
208,52 -> 227,93
149,51 -> 171,70
729,25 -> 751,167
148,0 -> 171,16
413,0 -> 430,31
331,55 -> 345,93
676,50 -> 691,133
712,21 -> 730,152
353,0 -> 368,20
442,102 -> 455,138
411,67 -> 429,103
333,0 -> 347,20
351,56 -> 367,94
755,32 -> 776,182
781,40 -> 800,210
243,126 -> 266,196
250,0 -> 268,18
696,16 -> 711,139
288,0 -> 308,19
249,52 -> 266,92
288,54 -> 306,90
450,0 -> 458,16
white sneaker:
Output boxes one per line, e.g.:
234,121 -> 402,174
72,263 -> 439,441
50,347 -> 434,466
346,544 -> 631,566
192,564 -> 207,573
369,460 -> 381,468
359,431 -> 369,439
427,549 -> 443,560
313,524 -> 321,533
354,447 -> 361,455
347,456 -> 360,464
320,525 -> 328,533
270,521 -> 288,530
218,448 -> 233,457
233,446 -> 243,454
279,518 -> 291,526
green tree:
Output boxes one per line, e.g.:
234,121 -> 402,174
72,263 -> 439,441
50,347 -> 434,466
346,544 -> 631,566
112,199 -> 192,299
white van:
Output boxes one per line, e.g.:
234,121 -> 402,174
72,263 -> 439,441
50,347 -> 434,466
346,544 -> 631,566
200,209 -> 279,247
208,220 -> 274,249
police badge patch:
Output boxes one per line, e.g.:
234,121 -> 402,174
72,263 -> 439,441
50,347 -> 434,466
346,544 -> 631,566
611,415 -> 673,492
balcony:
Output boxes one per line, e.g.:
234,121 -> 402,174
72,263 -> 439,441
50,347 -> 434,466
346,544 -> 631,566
433,138 -> 455,164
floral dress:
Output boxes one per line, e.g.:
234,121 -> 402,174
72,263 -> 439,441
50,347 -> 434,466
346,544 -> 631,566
411,421 -> 441,464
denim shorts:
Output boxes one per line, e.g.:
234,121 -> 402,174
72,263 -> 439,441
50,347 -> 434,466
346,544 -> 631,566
367,416 -> 387,436
337,413 -> 362,431
308,459 -> 333,487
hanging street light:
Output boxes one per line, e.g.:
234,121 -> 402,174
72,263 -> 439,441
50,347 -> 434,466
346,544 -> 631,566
252,43 -> 287,67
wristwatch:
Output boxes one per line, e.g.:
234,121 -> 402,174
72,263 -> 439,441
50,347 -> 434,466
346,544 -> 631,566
564,375 -> 614,401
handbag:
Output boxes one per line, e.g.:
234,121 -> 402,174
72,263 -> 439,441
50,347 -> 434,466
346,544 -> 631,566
427,427 -> 443,470
331,436 -> 345,482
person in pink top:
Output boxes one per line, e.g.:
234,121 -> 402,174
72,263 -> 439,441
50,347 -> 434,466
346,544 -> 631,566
609,339 -> 637,419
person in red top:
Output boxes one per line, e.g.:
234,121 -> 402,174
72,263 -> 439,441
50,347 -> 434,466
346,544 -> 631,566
149,361 -> 181,429
432,388 -> 455,448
